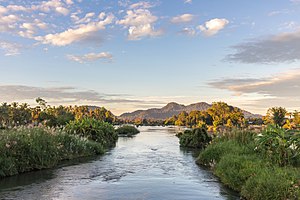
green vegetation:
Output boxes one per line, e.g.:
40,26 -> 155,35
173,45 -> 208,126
0,99 -> 120,178
165,102 -> 246,129
196,126 -> 300,199
0,98 -> 117,129
177,127 -> 211,149
0,127 -> 104,178
65,117 -> 118,148
116,125 -> 140,136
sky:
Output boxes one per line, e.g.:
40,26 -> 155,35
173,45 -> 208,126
1,0 -> 300,115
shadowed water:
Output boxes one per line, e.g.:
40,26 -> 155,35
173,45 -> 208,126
0,126 -> 239,200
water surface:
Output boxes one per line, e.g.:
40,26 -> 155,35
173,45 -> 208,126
0,126 -> 239,200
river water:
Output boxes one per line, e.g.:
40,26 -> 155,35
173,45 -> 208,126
0,126 -> 239,200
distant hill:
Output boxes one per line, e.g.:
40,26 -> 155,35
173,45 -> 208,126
119,102 -> 262,120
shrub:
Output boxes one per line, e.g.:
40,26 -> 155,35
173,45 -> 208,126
116,125 -> 140,136
217,129 -> 256,145
0,127 -> 104,178
215,154 -> 266,191
241,167 -> 300,200
255,125 -> 300,166
65,117 -> 118,148
178,127 -> 211,149
196,140 -> 255,167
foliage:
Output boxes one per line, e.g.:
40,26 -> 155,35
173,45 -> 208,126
207,102 -> 245,128
178,127 -> 211,149
255,125 -> 300,166
0,127 -> 104,178
217,129 -> 256,145
65,117 -> 118,148
196,128 -> 300,199
0,99 -> 117,128
241,167 -> 300,200
196,140 -> 255,167
264,107 -> 287,127
116,125 -> 140,136
215,154 -> 266,191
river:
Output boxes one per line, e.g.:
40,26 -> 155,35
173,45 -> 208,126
0,126 -> 239,200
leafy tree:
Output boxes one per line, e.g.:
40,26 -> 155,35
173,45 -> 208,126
265,107 -> 287,127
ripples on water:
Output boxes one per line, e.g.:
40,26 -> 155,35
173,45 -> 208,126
0,126 -> 239,200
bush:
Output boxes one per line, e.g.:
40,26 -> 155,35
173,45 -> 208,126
215,154 -> 266,191
0,127 -> 104,178
178,128 -> 211,149
255,125 -> 300,166
65,117 -> 118,148
217,129 -> 256,145
241,167 -> 300,200
196,140 -> 255,167
116,125 -> 140,136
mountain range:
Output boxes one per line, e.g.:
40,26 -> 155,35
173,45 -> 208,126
119,102 -> 262,120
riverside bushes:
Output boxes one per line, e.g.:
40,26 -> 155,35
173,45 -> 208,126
196,126 -> 300,200
116,125 -> 140,136
0,127 -> 104,178
178,127 -> 211,149
65,117 -> 118,148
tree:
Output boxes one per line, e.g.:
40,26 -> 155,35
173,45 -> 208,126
265,107 -> 287,127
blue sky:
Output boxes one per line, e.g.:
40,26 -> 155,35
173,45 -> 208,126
1,0 -> 300,115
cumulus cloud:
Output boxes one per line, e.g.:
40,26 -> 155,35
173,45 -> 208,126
35,13 -> 114,46
117,8 -> 163,40
75,12 -> 95,24
67,52 -> 113,63
0,14 -> 20,32
0,41 -> 22,56
129,1 -> 154,9
31,0 -> 70,15
198,18 -> 229,36
18,19 -> 47,38
170,14 -> 194,24
227,29 -> 300,64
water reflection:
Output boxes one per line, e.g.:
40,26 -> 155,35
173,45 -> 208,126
0,126 -> 239,200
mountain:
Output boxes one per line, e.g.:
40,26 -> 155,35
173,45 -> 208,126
119,102 -> 261,120
120,102 -> 211,120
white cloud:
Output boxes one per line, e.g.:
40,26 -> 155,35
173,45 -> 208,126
75,12 -> 95,24
170,14 -> 194,24
180,27 -> 196,36
18,19 -> 47,38
0,6 -> 8,14
117,9 -> 163,40
184,0 -> 192,4
55,6 -> 69,15
0,14 -> 20,32
198,18 -> 229,36
129,1 -> 154,9
35,13 -> 114,46
67,52 -> 113,63
65,0 -> 74,5
0,41 -> 22,56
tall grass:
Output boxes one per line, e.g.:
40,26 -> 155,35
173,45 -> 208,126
0,127 -> 104,178
196,127 -> 300,199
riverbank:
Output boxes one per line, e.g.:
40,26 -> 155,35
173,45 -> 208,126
0,126 -> 239,200
0,127 -> 105,178
0,118 -> 118,178
195,127 -> 300,199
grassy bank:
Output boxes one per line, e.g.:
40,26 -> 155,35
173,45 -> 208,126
195,127 -> 300,200
0,118 -> 118,178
